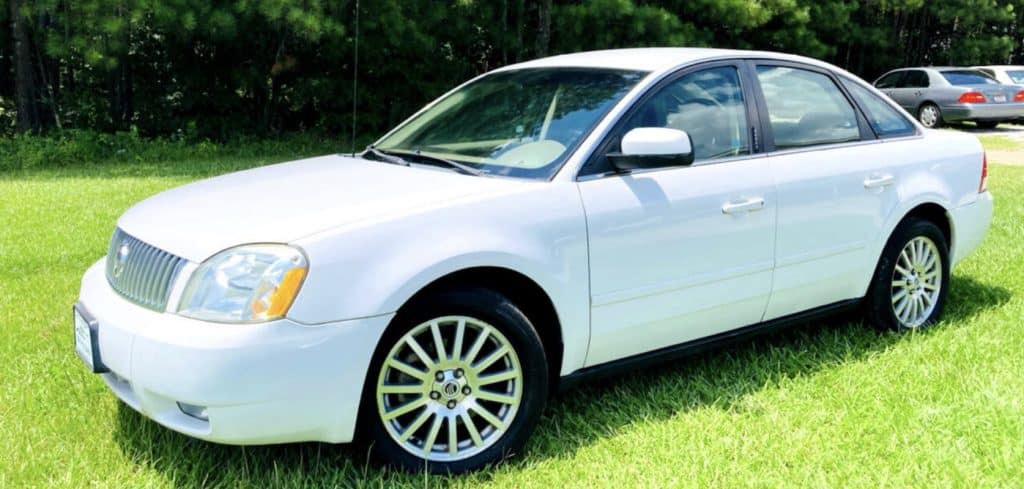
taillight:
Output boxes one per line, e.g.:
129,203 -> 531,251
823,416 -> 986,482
980,152 -> 988,193
1015,91 -> 1024,102
958,92 -> 986,104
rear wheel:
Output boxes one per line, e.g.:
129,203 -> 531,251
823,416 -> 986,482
363,288 -> 548,473
918,103 -> 942,128
865,218 -> 950,331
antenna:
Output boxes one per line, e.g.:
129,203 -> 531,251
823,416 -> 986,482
350,0 -> 360,155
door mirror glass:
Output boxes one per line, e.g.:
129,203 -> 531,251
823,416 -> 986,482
608,127 -> 694,172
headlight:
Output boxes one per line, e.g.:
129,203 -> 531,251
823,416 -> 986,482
177,244 -> 308,323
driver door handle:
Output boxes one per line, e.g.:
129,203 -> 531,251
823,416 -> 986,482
722,197 -> 766,214
864,174 -> 896,189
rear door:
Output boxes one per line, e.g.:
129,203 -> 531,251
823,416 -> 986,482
751,62 -> 902,319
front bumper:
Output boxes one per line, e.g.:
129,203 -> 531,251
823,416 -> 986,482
78,259 -> 392,445
949,192 -> 994,266
942,102 -> 1024,122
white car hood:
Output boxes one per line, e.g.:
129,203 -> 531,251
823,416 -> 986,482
117,154 -> 532,262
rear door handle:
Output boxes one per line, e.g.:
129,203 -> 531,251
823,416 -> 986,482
864,174 -> 896,189
722,197 -> 766,214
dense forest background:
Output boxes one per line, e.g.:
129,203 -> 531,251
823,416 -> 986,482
3,0 -> 1024,140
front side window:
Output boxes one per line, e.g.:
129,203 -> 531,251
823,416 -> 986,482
619,66 -> 750,162
375,68 -> 646,179
841,78 -> 917,137
756,66 -> 861,149
940,70 -> 996,86
904,70 -> 931,88
875,71 -> 905,89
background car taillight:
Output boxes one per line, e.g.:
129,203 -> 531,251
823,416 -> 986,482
958,92 -> 987,103
1015,91 -> 1024,102
980,152 -> 988,193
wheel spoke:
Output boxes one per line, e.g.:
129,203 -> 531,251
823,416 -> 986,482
892,280 -> 908,288
460,411 -> 483,447
447,416 -> 459,455
478,369 -> 518,385
894,296 -> 910,316
383,397 -> 428,420
429,321 -> 447,362
895,263 -> 911,277
472,344 -> 509,371
464,328 -> 491,365
470,402 -> 505,430
922,282 -> 938,291
380,383 -> 426,395
386,358 -> 429,381
398,408 -> 433,441
474,390 -> 516,405
405,336 -> 436,368
421,414 -> 443,455
452,318 -> 466,361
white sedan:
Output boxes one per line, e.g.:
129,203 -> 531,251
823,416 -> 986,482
75,48 -> 993,473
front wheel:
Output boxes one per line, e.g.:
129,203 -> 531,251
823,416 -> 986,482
362,288 -> 548,473
865,218 -> 950,331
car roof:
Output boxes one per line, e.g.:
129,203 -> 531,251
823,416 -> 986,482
494,47 -> 839,75
973,65 -> 1024,70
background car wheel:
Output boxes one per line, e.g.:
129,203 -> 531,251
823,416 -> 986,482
976,121 -> 1000,129
865,218 -> 950,331
362,287 -> 548,473
917,103 -> 942,128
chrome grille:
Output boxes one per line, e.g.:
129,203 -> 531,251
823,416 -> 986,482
105,228 -> 186,311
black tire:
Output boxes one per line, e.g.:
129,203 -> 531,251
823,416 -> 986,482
865,218 -> 950,331
976,121 -> 1000,129
361,287 -> 549,474
917,103 -> 943,128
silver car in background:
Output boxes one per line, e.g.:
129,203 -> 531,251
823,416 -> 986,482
874,67 -> 1024,128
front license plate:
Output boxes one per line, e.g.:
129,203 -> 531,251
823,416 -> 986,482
73,304 -> 107,373
994,94 -> 1007,103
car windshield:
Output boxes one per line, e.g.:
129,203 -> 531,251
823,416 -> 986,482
374,68 -> 646,179
1006,70 -> 1024,84
941,70 -> 997,85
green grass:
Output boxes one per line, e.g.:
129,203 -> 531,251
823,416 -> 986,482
976,134 -> 1024,152
2,142 -> 1023,488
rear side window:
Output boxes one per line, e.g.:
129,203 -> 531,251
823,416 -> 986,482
941,70 -> 996,85
756,66 -> 861,149
875,71 -> 904,89
903,70 -> 930,88
841,79 -> 916,137
1007,70 -> 1024,84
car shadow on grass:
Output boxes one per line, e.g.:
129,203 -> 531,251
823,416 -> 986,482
112,274 -> 1011,487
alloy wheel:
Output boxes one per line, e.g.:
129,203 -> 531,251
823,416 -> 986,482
375,315 -> 523,462
891,236 -> 942,328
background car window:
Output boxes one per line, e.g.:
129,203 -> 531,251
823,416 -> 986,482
941,70 -> 996,85
841,78 -> 916,137
1007,70 -> 1024,83
875,71 -> 905,88
903,70 -> 930,88
756,66 -> 861,149
621,66 -> 749,161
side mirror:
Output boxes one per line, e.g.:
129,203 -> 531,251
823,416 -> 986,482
607,127 -> 695,173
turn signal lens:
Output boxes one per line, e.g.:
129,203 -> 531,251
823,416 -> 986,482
1015,91 -> 1024,102
958,92 -> 986,104
980,152 -> 988,193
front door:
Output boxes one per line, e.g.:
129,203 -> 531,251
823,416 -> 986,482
578,64 -> 777,366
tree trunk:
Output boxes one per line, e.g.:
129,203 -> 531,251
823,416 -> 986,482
535,0 -> 551,58
10,0 -> 43,132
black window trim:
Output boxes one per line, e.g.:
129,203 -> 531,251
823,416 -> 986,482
875,70 -> 906,89
576,59 -> 762,180
746,59 -> 875,153
838,75 -> 920,140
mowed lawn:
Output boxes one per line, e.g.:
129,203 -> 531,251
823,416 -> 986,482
1,143 -> 1022,488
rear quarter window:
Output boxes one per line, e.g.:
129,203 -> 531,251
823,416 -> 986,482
841,78 -> 917,138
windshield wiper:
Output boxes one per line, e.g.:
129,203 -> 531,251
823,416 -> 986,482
361,146 -> 410,166
389,149 -> 485,177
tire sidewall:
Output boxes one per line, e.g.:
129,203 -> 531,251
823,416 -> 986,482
867,218 -> 950,331
360,287 -> 549,473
